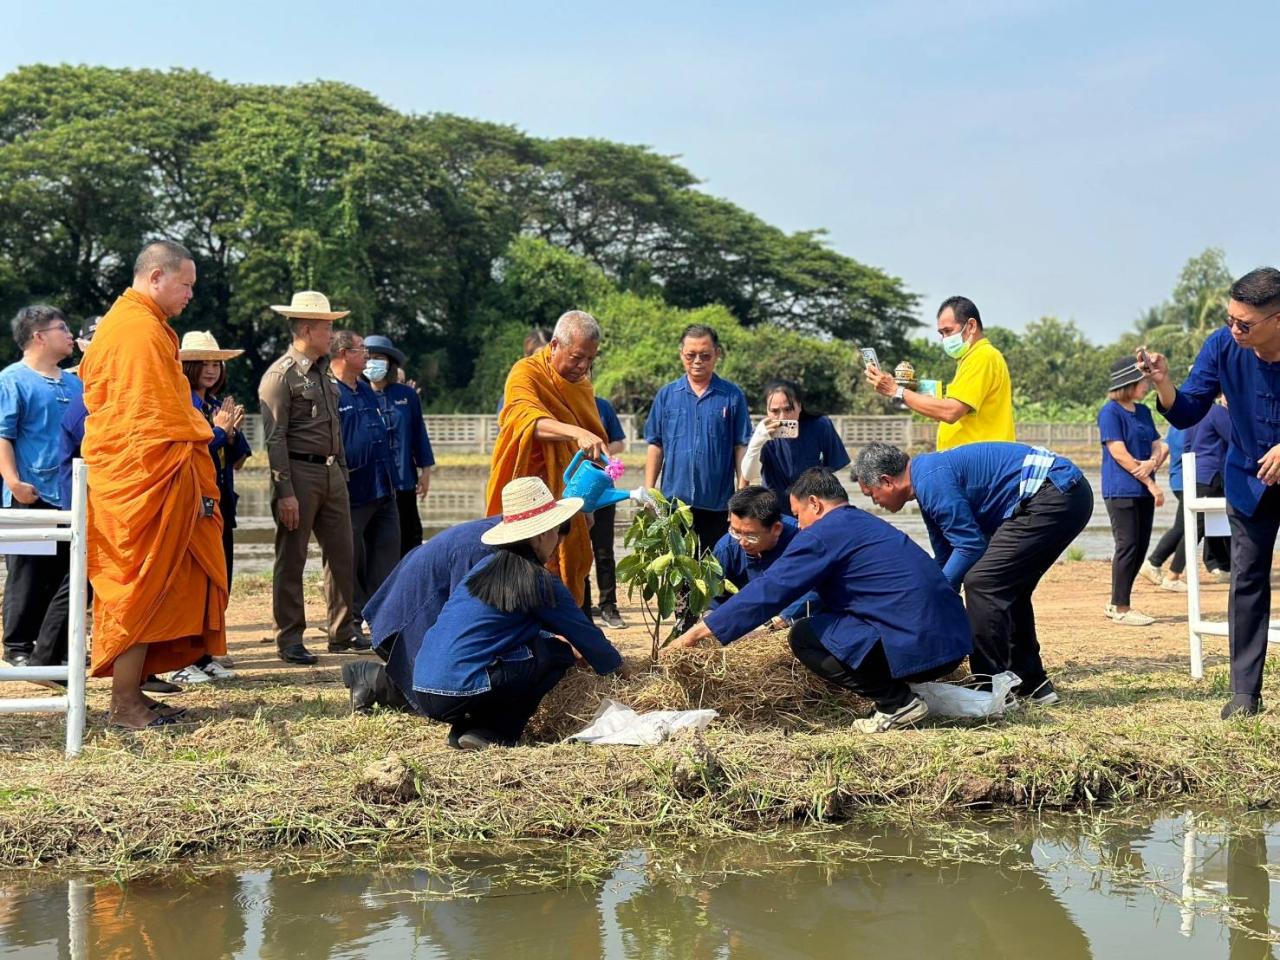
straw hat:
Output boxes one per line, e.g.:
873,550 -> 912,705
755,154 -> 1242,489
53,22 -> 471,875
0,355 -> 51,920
179,330 -> 244,362
269,290 -> 350,321
481,477 -> 584,545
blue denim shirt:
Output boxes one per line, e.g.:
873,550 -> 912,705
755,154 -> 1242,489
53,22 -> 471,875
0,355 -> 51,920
413,553 -> 622,696
711,517 -> 819,622
192,391 -> 253,528
704,505 -> 972,677
644,374 -> 751,511
0,362 -> 83,508
911,442 -> 1084,588
1162,326 -> 1280,517
1190,401 -> 1230,486
1098,400 -> 1160,499
760,416 -> 850,516
335,377 -> 396,508
377,382 -> 435,491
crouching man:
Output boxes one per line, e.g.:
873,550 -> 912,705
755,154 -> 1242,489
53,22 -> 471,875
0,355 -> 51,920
854,441 -> 1093,705
665,467 -> 971,733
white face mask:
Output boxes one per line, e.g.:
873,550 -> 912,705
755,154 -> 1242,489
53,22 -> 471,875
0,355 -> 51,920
364,358 -> 389,382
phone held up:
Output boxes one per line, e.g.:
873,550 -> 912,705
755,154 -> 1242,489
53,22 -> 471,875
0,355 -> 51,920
859,347 -> 880,371
776,419 -> 800,439
1135,345 -> 1152,374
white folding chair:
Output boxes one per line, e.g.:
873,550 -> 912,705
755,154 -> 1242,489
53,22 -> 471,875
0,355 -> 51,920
1182,451 -> 1280,678
0,460 -> 89,755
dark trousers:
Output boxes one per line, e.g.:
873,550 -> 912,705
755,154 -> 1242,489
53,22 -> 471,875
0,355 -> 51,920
1105,496 -> 1155,606
965,479 -> 1094,692
1148,489 -> 1187,574
396,489 -> 423,558
417,634 -> 576,742
351,494 -> 401,622
1198,477 -> 1232,573
789,618 -> 964,713
1226,484 -> 1280,699
588,503 -> 618,609
676,508 -> 730,626
2,498 -> 71,667
196,516 -> 236,670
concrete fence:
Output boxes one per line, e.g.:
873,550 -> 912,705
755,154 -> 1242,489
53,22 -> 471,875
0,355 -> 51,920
240,414 -> 1103,456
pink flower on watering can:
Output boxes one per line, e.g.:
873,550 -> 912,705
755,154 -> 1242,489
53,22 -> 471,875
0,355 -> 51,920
605,457 -> 625,482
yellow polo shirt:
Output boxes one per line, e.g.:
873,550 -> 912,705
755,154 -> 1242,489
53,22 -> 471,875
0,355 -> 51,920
936,337 -> 1015,450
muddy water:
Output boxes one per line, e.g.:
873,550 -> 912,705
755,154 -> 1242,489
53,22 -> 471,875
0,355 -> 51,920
2,810 -> 1276,958
229,469 -> 1171,576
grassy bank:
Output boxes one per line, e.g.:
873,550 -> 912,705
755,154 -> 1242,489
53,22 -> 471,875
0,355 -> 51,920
2,563 -> 1278,877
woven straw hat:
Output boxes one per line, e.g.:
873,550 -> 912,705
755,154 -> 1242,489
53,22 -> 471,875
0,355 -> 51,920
481,477 -> 584,545
269,290 -> 350,320
179,330 -> 244,362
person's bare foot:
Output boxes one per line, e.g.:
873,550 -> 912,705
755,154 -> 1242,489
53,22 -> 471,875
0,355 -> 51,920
110,701 -> 165,730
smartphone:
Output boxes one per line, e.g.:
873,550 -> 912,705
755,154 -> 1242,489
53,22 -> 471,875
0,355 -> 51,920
776,419 -> 800,439
859,347 -> 880,371
1135,346 -> 1152,373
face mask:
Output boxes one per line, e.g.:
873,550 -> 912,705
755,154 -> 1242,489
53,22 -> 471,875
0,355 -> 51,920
941,326 -> 971,360
364,359 -> 389,382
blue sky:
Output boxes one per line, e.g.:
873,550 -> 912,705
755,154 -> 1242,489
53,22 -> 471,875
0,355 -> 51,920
4,0 -> 1277,344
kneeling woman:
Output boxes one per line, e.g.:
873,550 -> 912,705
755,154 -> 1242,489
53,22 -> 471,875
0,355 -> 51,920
348,477 -> 624,749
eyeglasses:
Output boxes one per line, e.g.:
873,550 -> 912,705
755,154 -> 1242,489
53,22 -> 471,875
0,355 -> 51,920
1225,310 -> 1280,334
727,529 -> 761,546
36,323 -> 70,335
682,352 -> 715,364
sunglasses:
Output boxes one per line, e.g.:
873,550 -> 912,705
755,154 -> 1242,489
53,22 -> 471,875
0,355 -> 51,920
1225,310 -> 1280,334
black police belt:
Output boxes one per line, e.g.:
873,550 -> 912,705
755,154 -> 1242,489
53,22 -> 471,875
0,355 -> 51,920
289,452 -> 338,466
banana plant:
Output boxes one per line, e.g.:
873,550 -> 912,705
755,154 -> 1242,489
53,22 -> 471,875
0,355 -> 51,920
615,489 -> 736,661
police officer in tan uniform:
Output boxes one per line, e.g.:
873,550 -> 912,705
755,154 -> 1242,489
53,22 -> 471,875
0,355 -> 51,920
259,291 -> 368,664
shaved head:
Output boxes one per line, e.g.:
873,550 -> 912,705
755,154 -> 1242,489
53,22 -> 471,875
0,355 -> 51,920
133,239 -> 193,279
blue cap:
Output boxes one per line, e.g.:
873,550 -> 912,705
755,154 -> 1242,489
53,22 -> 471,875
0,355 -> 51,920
363,334 -> 405,367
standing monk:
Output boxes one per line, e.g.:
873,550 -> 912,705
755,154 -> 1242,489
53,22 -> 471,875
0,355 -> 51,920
486,310 -> 606,607
80,240 -> 228,729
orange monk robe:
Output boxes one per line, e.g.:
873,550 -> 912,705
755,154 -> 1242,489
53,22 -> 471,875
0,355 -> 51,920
486,345 -> 605,605
80,288 -> 228,678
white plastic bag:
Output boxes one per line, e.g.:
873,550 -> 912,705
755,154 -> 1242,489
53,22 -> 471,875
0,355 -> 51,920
908,671 -> 1020,718
567,698 -> 718,746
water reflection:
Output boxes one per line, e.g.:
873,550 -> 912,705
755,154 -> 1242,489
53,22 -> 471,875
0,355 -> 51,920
2,811 -> 1276,959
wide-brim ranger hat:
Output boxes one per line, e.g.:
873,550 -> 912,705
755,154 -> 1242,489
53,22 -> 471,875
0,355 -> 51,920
179,330 -> 244,361
1108,356 -> 1146,392
481,477 -> 584,545
362,334 -> 406,367
269,290 -> 350,321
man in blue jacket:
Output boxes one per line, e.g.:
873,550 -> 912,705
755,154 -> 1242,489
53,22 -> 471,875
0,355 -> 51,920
666,468 -> 971,733
711,486 -> 819,628
1147,266 -> 1280,718
854,441 -> 1093,706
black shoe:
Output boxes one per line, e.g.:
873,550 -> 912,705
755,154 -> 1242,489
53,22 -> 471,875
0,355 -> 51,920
278,643 -> 319,666
599,604 -> 626,629
140,675 -> 182,694
2,653 -> 30,670
341,661 -> 380,714
1221,694 -> 1262,719
455,729 -> 516,750
327,635 -> 373,653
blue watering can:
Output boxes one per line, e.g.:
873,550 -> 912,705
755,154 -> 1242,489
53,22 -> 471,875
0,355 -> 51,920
562,451 -> 632,513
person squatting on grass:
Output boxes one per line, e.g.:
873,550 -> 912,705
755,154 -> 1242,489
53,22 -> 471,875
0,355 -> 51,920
1148,266 -> 1280,719
853,441 -> 1094,706
665,467 -> 971,734
343,477 -> 624,750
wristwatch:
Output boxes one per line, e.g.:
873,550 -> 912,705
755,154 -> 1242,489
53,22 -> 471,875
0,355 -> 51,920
894,385 -> 905,401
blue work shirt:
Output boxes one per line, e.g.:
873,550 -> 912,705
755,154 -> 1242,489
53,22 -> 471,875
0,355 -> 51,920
1162,326 -> 1280,516
760,416 -> 851,516
0,362 -> 83,508
911,442 -> 1085,588
1098,400 -> 1160,499
1190,401 -> 1230,486
377,382 -> 435,491
596,396 -> 626,444
711,516 -> 820,622
368,516 -> 499,696
335,377 -> 396,508
703,505 -> 972,677
1165,427 -> 1185,494
644,374 -> 751,511
58,388 -> 89,509
191,391 -> 253,528
413,553 -> 623,696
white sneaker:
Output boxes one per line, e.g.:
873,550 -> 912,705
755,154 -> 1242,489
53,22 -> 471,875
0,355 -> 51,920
1161,578 -> 1188,593
1139,561 -> 1163,586
1211,570 -> 1232,584
170,664 -> 212,684
852,695 -> 929,733
200,660 -> 238,680
1112,608 -> 1155,626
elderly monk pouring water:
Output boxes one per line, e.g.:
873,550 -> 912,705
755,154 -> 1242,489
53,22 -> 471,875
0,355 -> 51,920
80,240 -> 228,730
486,310 -> 607,608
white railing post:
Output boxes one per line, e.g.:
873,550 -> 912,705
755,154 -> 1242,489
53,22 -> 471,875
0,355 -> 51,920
1182,452 -> 1206,679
